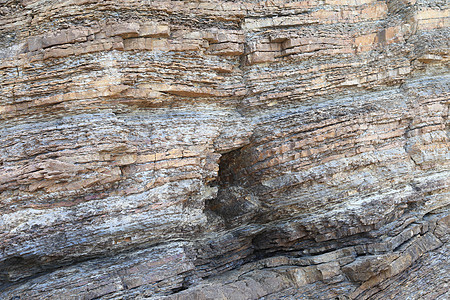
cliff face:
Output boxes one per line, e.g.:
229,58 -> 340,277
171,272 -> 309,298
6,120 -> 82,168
0,0 -> 449,299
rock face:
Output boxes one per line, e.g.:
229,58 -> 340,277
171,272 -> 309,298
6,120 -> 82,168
0,0 -> 449,299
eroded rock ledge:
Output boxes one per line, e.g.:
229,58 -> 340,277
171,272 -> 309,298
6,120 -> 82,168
0,0 -> 449,299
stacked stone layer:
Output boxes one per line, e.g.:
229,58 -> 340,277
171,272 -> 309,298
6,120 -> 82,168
0,0 -> 449,299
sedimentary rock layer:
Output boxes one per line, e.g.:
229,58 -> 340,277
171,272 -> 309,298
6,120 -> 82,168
0,0 -> 449,299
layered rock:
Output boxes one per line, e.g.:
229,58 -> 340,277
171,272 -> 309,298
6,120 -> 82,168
0,0 -> 449,299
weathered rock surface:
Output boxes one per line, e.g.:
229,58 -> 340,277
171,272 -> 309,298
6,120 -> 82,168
0,0 -> 449,299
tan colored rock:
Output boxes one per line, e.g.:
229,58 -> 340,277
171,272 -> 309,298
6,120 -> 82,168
139,22 -> 170,38
105,22 -> 140,38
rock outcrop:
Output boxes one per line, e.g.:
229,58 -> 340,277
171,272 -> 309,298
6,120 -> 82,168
0,0 -> 449,299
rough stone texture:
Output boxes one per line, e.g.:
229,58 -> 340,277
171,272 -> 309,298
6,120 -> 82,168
0,0 -> 449,299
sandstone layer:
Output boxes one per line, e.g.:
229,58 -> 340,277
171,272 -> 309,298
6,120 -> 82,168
0,0 -> 449,299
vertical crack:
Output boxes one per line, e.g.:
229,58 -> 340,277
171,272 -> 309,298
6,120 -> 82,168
205,146 -> 264,229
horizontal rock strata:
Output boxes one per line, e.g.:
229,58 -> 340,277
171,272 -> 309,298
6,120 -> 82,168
0,0 -> 449,299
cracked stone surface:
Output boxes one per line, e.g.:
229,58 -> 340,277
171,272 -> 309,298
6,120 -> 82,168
0,0 -> 449,299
